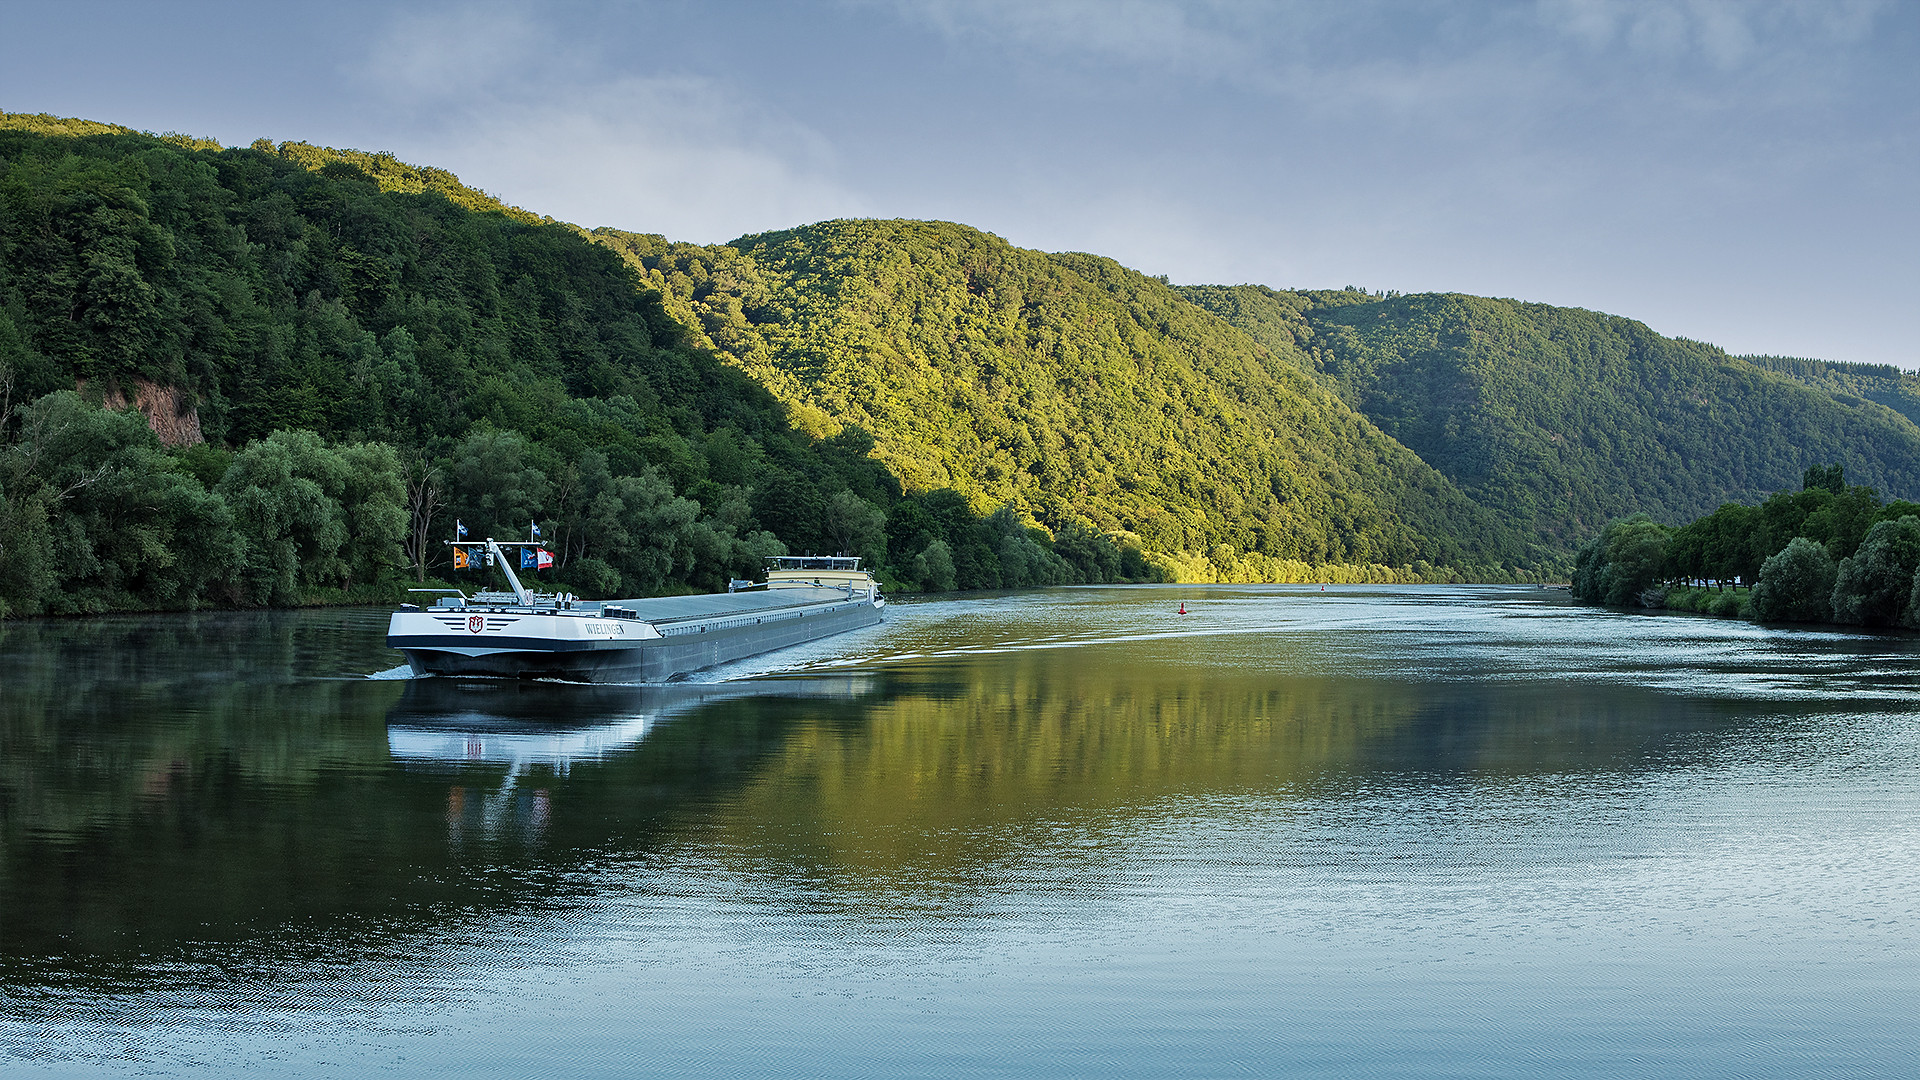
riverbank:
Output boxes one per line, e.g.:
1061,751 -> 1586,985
1655,585 -> 1753,618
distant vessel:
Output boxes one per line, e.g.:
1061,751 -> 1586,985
387,539 -> 883,683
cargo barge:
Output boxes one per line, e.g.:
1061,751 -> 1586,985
387,539 -> 883,683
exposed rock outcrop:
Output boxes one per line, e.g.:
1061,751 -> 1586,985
84,379 -> 205,447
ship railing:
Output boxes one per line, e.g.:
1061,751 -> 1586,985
454,589 -> 579,610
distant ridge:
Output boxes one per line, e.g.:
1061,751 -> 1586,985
1180,284 -> 1920,546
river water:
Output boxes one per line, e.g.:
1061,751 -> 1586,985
3,585 -> 1918,1077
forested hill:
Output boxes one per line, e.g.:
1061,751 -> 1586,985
7,109 -> 1908,615
0,111 -> 1528,618
1179,285 -> 1920,549
591,221 -> 1531,577
0,113 -> 1136,614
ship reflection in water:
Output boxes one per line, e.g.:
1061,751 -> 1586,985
385,675 -> 877,847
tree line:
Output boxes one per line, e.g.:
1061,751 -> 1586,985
0,386 -> 1160,616
1571,465 -> 1920,626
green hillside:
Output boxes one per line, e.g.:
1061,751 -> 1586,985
593,221 -> 1531,576
1742,354 -> 1920,430
8,108 -> 1910,616
1180,285 -> 1920,548
0,113 -> 1156,614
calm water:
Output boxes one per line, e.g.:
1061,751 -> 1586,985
3,586 -> 1918,1077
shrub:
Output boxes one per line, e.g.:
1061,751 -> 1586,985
1662,586 -> 1704,612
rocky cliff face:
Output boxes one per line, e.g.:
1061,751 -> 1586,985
90,380 -> 204,447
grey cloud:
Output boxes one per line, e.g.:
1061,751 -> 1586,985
356,3 -> 867,238
360,4 -> 553,100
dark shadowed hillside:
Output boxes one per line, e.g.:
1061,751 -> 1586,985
1180,285 -> 1920,548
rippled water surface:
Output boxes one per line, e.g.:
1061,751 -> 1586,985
4,586 -> 1919,1077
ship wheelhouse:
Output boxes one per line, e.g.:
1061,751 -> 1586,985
762,555 -> 878,594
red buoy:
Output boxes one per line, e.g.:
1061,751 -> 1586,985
1178,603 -> 1187,615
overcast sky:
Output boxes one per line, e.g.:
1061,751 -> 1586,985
4,0 -> 1916,365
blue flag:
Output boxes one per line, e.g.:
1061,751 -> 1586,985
456,520 -> 467,539
520,548 -> 538,570
531,521 -> 542,539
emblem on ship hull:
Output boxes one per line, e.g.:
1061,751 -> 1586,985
467,614 -> 486,633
